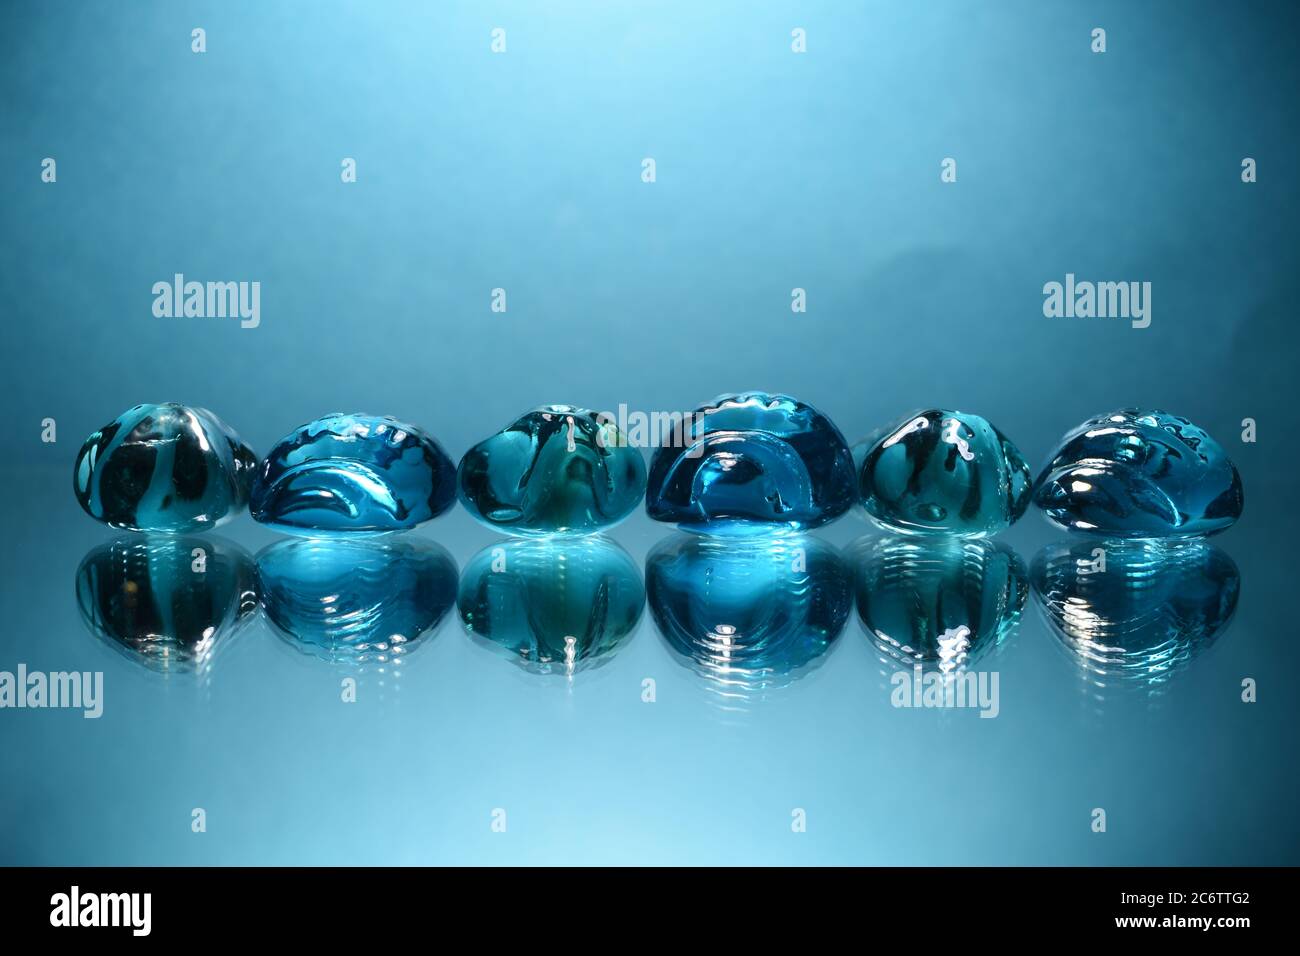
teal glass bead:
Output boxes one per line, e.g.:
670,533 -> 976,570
457,537 -> 644,675
73,403 -> 257,533
457,405 -> 646,536
75,535 -> 258,673
251,413 -> 457,535
646,392 -> 857,533
858,409 -> 1032,537
852,536 -> 1027,674
1031,539 -> 1239,687
256,536 -> 457,662
1034,409 -> 1244,538
646,533 -> 851,689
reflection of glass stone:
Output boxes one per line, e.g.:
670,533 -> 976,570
256,536 -> 457,663
458,405 -> 646,536
858,409 -> 1032,536
457,536 -> 643,675
73,403 -> 257,533
1034,409 -> 1244,538
646,392 -> 857,533
251,413 -> 456,535
75,535 -> 257,673
1031,539 -> 1239,687
852,536 -> 1027,673
646,533 -> 851,691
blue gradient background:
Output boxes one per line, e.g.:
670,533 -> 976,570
1,0 -> 1297,864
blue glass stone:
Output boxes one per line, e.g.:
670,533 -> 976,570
1034,409 -> 1244,538
74,403 -> 257,533
646,533 -> 851,692
858,409 -> 1032,536
75,535 -> 257,673
852,536 -> 1027,674
646,392 -> 857,532
256,536 -> 457,662
458,405 -> 646,536
1031,539 -> 1239,688
251,413 -> 456,535
458,536 -> 643,675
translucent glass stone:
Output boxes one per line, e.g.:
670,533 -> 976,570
857,409 -> 1032,536
1034,409 -> 1244,538
256,536 -> 457,662
645,533 -> 851,691
457,405 -> 646,536
646,392 -> 857,532
457,537 -> 643,675
852,536 -> 1027,674
1031,539 -> 1239,688
251,413 -> 456,535
73,403 -> 257,533
75,535 -> 258,673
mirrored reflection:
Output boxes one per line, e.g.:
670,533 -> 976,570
646,533 -> 851,702
458,536 -> 644,676
256,535 -> 457,664
75,535 -> 258,674
851,536 -> 1027,674
1031,539 -> 1240,693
